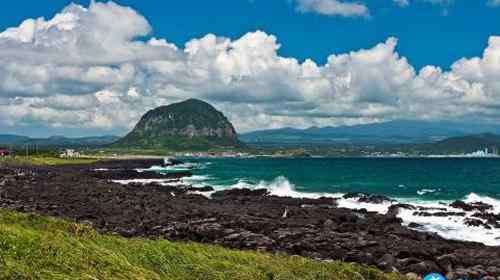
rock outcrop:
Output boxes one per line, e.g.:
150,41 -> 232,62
115,99 -> 241,150
1,162 -> 499,279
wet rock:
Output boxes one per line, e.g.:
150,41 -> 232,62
377,254 -> 397,272
406,261 -> 440,276
343,192 -> 395,204
450,200 -> 493,212
408,222 -> 423,229
472,212 -> 500,228
413,211 -> 466,217
212,188 -> 269,198
187,186 -> 215,192
464,218 -> 491,229
387,204 -> 417,216
0,164 -> 499,278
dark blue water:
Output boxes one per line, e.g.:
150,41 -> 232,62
187,157 -> 500,201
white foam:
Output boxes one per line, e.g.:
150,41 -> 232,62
137,161 -> 208,173
112,178 -> 181,185
114,171 -> 500,246
336,198 -> 393,214
464,193 -> 500,213
216,176 -> 342,199
397,201 -> 500,246
211,177 -> 500,246
417,188 -> 438,195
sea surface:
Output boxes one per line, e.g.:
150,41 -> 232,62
141,157 -> 500,246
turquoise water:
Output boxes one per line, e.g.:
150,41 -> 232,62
185,157 -> 500,201
155,157 -> 500,245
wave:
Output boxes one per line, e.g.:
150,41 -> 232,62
115,169 -> 500,246
138,161 -> 210,173
416,188 -> 438,195
464,192 -> 500,213
215,176 -> 343,199
208,176 -> 500,246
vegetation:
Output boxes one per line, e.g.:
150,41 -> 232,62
115,99 -> 242,150
0,156 -> 98,166
0,209 -> 406,280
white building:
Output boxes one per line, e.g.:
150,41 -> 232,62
59,149 -> 81,158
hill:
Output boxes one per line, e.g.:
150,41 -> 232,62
423,133 -> 500,154
240,120 -> 500,146
115,99 -> 241,150
0,134 -> 30,145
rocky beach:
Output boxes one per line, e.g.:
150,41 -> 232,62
0,159 -> 499,280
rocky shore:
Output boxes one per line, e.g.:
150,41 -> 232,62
1,159 -> 499,279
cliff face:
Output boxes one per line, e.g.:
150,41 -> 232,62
116,99 -> 241,150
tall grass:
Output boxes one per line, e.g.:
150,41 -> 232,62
0,209 -> 406,280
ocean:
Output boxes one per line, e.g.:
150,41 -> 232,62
144,157 -> 500,246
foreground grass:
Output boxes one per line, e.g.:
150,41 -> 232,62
0,209 -> 406,280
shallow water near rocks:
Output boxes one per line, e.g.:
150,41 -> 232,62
144,157 -> 500,246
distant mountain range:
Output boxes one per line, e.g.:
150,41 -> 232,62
0,135 -> 120,148
419,133 -> 500,154
4,119 -> 500,152
240,120 -> 500,145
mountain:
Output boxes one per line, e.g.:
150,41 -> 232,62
426,133 -> 500,153
240,120 -> 500,146
0,135 -> 31,145
0,135 -> 119,147
115,99 -> 241,150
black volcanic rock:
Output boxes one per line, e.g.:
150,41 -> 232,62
343,192 -> 395,204
1,164 -> 500,278
115,99 -> 241,150
450,200 -> 493,212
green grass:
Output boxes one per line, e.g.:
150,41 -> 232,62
0,209 -> 406,280
0,156 -> 98,166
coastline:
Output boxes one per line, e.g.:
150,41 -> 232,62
1,158 -> 499,279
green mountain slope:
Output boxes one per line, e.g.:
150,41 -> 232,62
115,99 -> 242,150
0,135 -> 119,148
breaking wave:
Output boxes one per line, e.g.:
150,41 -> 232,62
210,176 -> 500,246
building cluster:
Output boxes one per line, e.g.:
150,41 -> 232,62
0,148 -> 11,157
464,147 -> 499,157
59,149 -> 82,158
174,151 -> 252,158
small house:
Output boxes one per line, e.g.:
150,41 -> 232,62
0,148 -> 11,157
59,149 -> 81,158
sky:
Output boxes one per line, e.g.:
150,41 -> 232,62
1,0 -> 500,137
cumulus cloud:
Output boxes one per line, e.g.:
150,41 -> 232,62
393,0 -> 410,7
295,0 -> 370,17
1,1 -> 500,136
487,0 -> 500,6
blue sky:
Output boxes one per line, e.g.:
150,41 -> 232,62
1,0 -> 498,70
1,0 -> 500,136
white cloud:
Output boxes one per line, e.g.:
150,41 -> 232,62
295,0 -> 370,17
393,0 -> 410,7
487,0 -> 500,6
1,1 -> 500,136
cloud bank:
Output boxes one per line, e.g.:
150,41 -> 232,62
1,1 -> 500,136
295,0 -> 370,17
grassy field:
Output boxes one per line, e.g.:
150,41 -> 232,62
0,156 -> 98,166
0,209 -> 406,280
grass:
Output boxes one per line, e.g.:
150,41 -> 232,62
0,209 -> 406,280
0,156 -> 98,166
